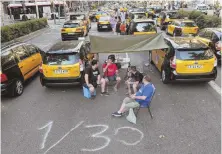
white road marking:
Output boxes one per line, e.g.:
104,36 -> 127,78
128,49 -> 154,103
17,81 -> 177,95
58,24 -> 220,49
208,81 -> 221,95
38,121 -> 54,149
81,124 -> 110,152
43,121 -> 84,154
114,127 -> 144,146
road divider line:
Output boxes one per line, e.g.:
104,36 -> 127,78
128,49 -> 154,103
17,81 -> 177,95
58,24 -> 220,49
208,81 -> 221,96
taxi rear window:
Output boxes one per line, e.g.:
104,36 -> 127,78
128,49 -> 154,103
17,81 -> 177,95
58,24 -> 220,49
63,23 -> 79,28
135,22 -> 156,32
176,49 -> 214,60
181,22 -> 197,27
44,53 -> 79,65
70,15 -> 84,20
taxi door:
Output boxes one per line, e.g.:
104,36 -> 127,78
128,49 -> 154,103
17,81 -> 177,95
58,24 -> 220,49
13,45 -> 34,81
167,23 -> 174,34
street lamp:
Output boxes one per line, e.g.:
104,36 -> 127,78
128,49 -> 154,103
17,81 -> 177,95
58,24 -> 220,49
35,0 -> 39,18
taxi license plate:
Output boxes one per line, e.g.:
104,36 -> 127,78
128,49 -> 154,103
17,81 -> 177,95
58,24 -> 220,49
102,26 -> 107,28
68,33 -> 75,35
54,70 -> 68,74
187,65 -> 203,69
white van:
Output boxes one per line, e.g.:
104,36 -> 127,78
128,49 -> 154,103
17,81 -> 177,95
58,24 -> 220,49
195,4 -> 208,14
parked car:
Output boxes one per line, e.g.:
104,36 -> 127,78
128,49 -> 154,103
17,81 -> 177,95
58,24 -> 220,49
39,40 -> 90,87
195,4 -> 208,15
127,19 -> 157,35
196,28 -> 222,63
157,11 -> 178,30
149,37 -> 217,84
166,20 -> 199,36
97,16 -> 112,31
61,20 -> 88,41
1,42 -> 43,96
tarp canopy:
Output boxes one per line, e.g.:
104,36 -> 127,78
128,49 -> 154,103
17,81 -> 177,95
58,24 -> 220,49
89,33 -> 169,53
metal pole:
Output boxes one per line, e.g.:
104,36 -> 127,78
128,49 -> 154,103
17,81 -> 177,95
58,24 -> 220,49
58,1 -> 60,23
53,1 -> 56,24
35,0 -> 39,18
63,0 -> 66,20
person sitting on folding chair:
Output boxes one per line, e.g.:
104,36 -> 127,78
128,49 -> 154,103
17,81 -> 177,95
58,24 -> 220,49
112,75 -> 154,117
125,66 -> 143,95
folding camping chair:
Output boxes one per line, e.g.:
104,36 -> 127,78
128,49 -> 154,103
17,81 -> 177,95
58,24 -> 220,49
134,85 -> 156,119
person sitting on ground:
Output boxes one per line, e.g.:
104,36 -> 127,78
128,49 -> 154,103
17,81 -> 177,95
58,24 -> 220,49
125,66 -> 143,95
102,55 -> 121,92
84,60 -> 107,99
120,21 -> 126,35
112,75 -> 154,117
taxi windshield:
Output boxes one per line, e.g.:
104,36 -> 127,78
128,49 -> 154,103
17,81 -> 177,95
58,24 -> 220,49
176,49 -> 214,60
63,23 -> 79,28
181,22 -> 197,27
134,13 -> 146,19
70,15 -> 84,20
135,22 -> 156,32
167,12 -> 177,19
99,17 -> 109,21
44,53 -> 79,65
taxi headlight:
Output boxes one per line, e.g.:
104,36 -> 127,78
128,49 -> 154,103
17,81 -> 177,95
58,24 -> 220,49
216,51 -> 221,56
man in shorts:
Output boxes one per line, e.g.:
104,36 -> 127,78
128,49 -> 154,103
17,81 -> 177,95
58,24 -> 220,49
112,75 -> 155,117
84,60 -> 107,99
125,66 -> 143,95
102,56 -> 121,92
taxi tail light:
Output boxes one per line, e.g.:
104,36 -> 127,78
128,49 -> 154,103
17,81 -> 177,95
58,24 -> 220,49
61,29 -> 66,32
170,56 -> 176,69
214,57 -> 217,67
215,41 -> 221,51
39,62 -> 43,73
1,73 -> 8,83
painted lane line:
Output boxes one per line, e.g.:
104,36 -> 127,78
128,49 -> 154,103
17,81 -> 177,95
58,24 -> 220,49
208,81 -> 221,95
38,121 -> 54,149
43,121 -> 84,154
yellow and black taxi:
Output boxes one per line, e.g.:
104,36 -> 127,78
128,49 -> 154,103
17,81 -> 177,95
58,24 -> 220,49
128,12 -> 147,22
69,12 -> 91,31
1,41 -> 43,96
97,16 -> 111,31
157,11 -> 178,30
196,28 -> 221,63
61,20 -> 88,41
149,37 -> 217,84
127,19 -> 157,35
90,11 -> 109,22
166,20 -> 199,36
39,40 -> 91,87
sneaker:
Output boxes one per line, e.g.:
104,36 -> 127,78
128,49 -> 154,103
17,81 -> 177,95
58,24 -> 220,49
90,95 -> 96,100
101,92 -> 110,96
112,112 -> 122,117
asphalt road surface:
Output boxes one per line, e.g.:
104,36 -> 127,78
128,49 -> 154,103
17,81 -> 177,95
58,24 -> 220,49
2,20 -> 221,154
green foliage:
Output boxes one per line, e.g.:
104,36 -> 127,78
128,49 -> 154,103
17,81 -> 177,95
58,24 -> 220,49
1,18 -> 48,43
176,10 -> 190,19
188,10 -> 203,20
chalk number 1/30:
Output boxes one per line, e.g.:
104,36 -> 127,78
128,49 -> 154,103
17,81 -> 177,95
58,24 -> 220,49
38,121 -> 144,154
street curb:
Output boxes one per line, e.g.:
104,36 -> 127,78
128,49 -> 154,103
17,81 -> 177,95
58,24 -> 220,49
2,26 -> 50,44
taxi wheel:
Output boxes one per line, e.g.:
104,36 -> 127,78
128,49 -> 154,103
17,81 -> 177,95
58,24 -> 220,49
149,51 -> 154,64
161,69 -> 170,84
10,79 -> 24,97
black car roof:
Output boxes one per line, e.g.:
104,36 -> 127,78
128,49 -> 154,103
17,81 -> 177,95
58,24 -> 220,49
47,41 -> 84,54
166,37 -> 208,50
1,41 -> 23,52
